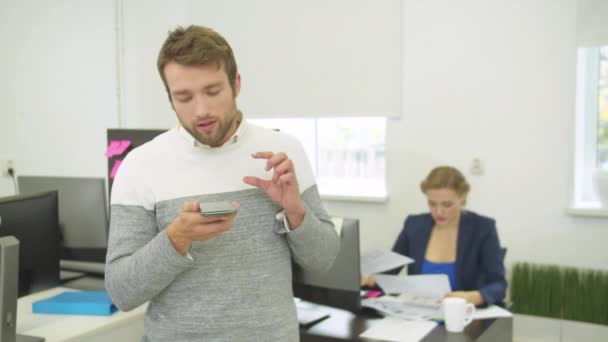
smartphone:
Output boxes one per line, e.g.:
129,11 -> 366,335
200,200 -> 237,217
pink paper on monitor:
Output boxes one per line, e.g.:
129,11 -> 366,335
105,140 -> 132,158
104,141 -> 121,157
110,160 -> 122,179
116,140 -> 132,155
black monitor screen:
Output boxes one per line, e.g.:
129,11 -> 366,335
0,191 -> 61,297
292,218 -> 361,312
18,176 -> 108,263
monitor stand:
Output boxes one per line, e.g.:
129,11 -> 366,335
17,334 -> 45,342
60,260 -> 105,275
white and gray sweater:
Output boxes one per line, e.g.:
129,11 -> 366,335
104,121 -> 340,342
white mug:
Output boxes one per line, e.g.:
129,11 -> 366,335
442,297 -> 475,333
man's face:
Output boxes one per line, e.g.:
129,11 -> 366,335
164,61 -> 241,147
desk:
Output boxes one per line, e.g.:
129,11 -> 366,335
300,306 -> 512,342
16,287 -> 147,342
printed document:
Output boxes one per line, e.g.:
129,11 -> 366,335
360,249 -> 414,276
374,274 -> 451,297
363,274 -> 451,320
473,305 -> 513,319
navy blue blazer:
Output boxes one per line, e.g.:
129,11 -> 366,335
392,211 -> 507,306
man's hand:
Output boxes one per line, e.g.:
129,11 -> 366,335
166,200 -> 239,255
243,151 -> 306,229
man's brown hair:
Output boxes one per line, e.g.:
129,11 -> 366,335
157,25 -> 238,100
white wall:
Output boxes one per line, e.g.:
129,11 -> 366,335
326,0 -> 608,271
1,0 -> 606,272
0,0 -> 118,194
118,0 -> 401,125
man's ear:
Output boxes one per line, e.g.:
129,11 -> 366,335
233,73 -> 241,98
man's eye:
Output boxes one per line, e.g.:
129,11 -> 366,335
208,90 -> 220,96
442,203 -> 453,208
177,97 -> 192,103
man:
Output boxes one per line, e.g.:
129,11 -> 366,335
105,25 -> 340,341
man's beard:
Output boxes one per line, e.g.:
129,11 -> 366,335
185,108 -> 239,147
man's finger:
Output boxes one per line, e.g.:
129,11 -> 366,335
273,167 -> 290,183
276,172 -> 296,186
243,176 -> 270,189
182,200 -> 200,212
273,159 -> 292,176
251,151 -> 274,160
243,176 -> 260,187
201,215 -> 228,223
265,152 -> 287,171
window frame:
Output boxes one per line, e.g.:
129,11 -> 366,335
570,47 -> 606,216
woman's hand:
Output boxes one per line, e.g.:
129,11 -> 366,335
360,275 -> 377,288
444,290 -> 485,306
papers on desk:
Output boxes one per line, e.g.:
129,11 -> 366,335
362,295 -> 441,321
294,299 -> 331,327
473,305 -> 513,319
360,249 -> 414,276
360,317 -> 437,342
375,274 -> 451,297
363,274 -> 450,320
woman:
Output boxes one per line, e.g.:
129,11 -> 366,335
363,166 -> 506,306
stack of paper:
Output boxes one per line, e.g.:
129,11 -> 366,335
32,291 -> 117,316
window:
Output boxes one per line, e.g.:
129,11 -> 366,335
248,117 -> 387,201
573,46 -> 608,208
599,47 -> 608,168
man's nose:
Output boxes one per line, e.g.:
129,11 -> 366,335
194,96 -> 210,117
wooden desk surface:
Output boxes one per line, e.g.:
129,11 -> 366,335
16,287 -> 147,342
300,306 -> 513,342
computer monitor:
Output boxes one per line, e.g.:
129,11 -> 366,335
0,236 -> 19,342
0,191 -> 61,297
0,237 -> 45,342
17,176 -> 109,264
292,218 -> 361,312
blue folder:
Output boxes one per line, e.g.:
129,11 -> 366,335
32,291 -> 118,316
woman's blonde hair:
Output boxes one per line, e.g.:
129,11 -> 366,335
420,166 -> 470,197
